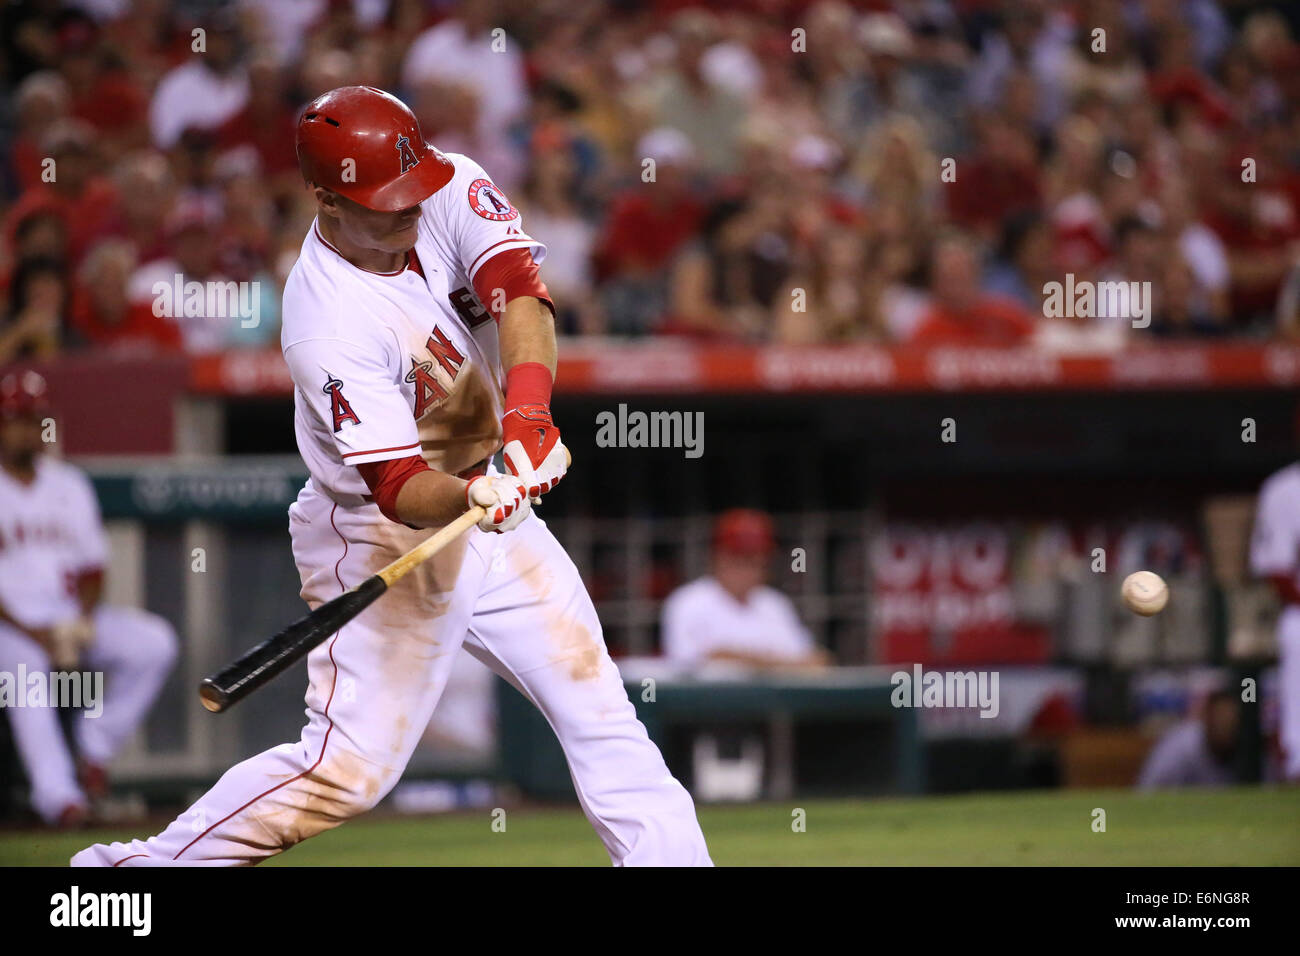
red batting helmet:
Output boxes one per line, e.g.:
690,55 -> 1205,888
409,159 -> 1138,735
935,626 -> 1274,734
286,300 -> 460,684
0,370 -> 51,420
296,86 -> 455,212
714,509 -> 776,555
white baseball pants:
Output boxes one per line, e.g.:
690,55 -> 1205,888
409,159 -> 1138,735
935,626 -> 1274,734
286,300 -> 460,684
73,483 -> 711,865
0,606 -> 177,823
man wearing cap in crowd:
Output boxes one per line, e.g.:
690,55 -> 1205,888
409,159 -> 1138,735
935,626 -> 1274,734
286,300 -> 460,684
661,509 -> 831,670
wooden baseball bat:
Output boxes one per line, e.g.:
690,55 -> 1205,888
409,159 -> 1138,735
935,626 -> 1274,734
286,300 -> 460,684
198,451 -> 567,713
198,505 -> 482,713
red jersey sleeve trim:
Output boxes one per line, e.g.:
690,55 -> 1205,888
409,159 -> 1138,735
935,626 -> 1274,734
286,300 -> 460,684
471,247 -> 553,321
355,454 -> 431,524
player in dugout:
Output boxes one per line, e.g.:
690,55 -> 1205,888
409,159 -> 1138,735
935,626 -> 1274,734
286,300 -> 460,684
661,509 -> 832,671
1251,454 -> 1300,781
0,371 -> 178,827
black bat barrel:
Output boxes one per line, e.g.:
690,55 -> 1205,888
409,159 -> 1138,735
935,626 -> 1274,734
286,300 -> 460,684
199,575 -> 388,713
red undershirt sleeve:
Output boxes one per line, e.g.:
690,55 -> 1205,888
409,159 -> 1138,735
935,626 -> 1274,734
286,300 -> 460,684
356,454 -> 431,525
471,248 -> 553,321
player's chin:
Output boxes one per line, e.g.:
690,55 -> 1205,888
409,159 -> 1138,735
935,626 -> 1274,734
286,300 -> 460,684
373,223 -> 417,253
390,220 -> 420,247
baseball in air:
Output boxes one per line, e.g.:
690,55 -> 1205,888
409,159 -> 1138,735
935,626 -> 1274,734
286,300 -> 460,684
1122,571 -> 1169,616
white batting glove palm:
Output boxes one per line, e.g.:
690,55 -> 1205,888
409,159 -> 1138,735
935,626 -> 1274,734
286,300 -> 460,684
466,475 -> 532,533
502,437 -> 568,505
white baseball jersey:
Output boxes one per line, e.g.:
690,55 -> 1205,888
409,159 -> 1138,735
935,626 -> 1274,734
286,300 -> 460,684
1251,462 -> 1300,596
661,576 -> 814,665
0,458 -> 107,629
1251,461 -> 1300,779
281,151 -> 546,496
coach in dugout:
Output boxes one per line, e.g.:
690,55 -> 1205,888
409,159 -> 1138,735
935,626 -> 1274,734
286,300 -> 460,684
0,371 -> 177,826
661,509 -> 831,671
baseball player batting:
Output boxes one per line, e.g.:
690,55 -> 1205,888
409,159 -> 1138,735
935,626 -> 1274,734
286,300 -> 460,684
73,86 -> 711,866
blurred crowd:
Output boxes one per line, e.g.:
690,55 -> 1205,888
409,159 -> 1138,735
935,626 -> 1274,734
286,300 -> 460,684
3,0 -> 1300,361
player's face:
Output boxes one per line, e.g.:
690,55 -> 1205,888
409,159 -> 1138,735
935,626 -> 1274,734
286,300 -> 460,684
326,192 -> 423,254
0,414 -> 44,465
714,549 -> 769,597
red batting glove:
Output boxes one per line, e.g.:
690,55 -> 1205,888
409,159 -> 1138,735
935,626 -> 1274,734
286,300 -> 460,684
501,362 -> 567,501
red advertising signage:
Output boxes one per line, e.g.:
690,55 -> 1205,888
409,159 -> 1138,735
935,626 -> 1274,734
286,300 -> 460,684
871,522 -> 1051,665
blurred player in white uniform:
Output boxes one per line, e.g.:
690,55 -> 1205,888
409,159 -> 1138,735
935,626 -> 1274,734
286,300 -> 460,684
662,510 -> 830,670
74,87 -> 709,866
0,371 -> 177,826
1250,459 -> 1300,780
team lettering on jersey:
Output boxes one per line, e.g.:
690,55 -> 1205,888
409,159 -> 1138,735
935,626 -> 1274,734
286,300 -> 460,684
449,287 -> 492,329
407,325 -> 467,420
0,518 -> 77,552
323,372 -> 361,432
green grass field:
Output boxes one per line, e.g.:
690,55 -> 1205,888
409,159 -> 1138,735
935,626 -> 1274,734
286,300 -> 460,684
3,786 -> 1296,866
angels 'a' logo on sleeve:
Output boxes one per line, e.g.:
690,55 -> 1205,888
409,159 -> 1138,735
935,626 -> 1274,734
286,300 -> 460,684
322,372 -> 361,432
468,178 -> 518,221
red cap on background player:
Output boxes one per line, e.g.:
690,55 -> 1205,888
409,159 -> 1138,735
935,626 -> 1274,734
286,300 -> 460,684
713,509 -> 777,556
296,86 -> 455,212
0,370 -> 51,420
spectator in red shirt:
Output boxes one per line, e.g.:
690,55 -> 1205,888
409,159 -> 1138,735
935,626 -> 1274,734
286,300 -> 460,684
595,128 -> 705,334
110,151 -> 176,265
946,113 -> 1042,244
911,232 -> 1036,345
1205,144 -> 1300,325
58,11 -> 149,161
100,0 -> 192,79
1146,23 -> 1233,130
70,239 -> 180,353
8,72 -> 71,194
598,128 -> 704,278
214,55 -> 301,181
6,120 -> 122,267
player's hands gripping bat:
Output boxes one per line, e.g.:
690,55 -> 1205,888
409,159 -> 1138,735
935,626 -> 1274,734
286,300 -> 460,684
465,473 -> 531,532
199,449 -> 569,713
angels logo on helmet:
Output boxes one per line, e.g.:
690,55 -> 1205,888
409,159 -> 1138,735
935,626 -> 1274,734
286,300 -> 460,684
395,135 -> 421,175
